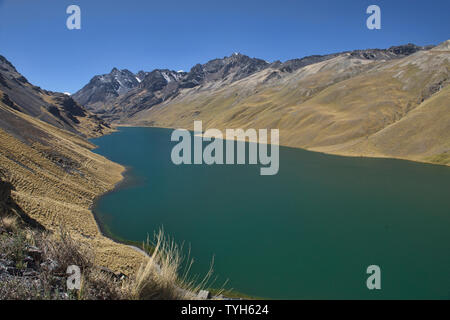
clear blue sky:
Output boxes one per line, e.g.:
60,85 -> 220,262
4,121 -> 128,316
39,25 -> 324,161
0,0 -> 449,93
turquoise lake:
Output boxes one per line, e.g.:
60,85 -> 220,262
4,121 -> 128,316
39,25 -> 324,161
91,127 -> 450,299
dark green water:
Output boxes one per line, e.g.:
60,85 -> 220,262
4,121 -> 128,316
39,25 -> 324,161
91,127 -> 450,299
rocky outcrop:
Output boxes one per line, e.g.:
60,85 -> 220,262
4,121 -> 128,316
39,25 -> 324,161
348,43 -> 431,60
72,68 -> 140,113
0,172 -> 44,229
0,55 -> 112,138
0,173 -> 14,216
73,53 -> 271,121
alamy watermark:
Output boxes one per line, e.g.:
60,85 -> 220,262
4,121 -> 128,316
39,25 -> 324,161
366,5 -> 381,30
366,265 -> 381,290
170,121 -> 279,176
66,5 -> 81,30
66,5 -> 380,31
65,5 -> 380,30
66,265 -> 81,290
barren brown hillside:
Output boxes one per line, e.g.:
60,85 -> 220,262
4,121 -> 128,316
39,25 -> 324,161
127,40 -> 450,166
0,55 -> 111,138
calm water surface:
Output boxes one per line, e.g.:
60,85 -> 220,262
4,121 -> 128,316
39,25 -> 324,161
91,127 -> 450,299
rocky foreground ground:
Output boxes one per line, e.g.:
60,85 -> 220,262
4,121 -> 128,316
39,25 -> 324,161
0,222 -> 129,300
0,201 -> 226,300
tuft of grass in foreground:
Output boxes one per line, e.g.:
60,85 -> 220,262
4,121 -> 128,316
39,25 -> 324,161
125,229 -> 222,300
39,226 -> 93,274
0,223 -> 224,300
0,228 -> 27,269
78,268 -> 125,300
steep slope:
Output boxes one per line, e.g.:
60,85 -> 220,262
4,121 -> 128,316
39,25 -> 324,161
71,68 -> 141,114
0,55 -> 111,138
0,99 -> 144,273
0,55 -> 145,273
126,41 -> 449,165
342,85 -> 450,164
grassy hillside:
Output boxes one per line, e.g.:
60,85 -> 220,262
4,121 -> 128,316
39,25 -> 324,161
0,101 -> 145,274
127,41 -> 449,166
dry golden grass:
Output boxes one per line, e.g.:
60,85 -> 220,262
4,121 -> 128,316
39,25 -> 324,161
326,84 -> 450,163
78,267 -> 126,300
125,229 -> 218,300
0,102 -> 145,275
0,215 -> 19,233
1,225 -> 218,300
127,47 -> 449,166
40,226 -> 93,273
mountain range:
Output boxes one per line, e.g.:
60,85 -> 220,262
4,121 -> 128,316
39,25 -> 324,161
73,41 -> 450,165
73,44 -> 434,122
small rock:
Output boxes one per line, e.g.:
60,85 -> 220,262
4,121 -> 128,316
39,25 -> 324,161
197,290 -> 211,300
26,245 -> 42,261
100,267 -> 128,281
100,266 -> 117,279
24,255 -> 37,269
117,272 -> 128,281
0,259 -> 14,267
40,259 -> 59,272
6,266 -> 19,276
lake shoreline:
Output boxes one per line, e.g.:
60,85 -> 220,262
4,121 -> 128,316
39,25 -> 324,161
88,155 -> 153,257
89,130 -> 261,299
116,124 -> 450,168
89,166 -> 256,299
